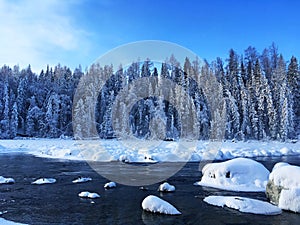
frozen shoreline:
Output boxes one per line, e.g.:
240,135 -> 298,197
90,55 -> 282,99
0,139 -> 299,162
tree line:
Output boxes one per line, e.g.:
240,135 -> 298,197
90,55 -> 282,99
0,43 -> 299,141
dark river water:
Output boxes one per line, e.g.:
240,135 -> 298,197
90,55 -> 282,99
0,153 -> 300,225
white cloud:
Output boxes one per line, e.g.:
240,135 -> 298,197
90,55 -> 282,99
0,0 -> 89,72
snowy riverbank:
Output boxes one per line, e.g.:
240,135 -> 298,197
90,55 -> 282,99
0,139 -> 299,162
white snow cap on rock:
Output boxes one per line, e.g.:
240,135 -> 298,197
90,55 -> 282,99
32,178 -> 56,185
142,195 -> 181,215
0,176 -> 15,184
78,191 -> 100,199
195,158 -> 270,192
204,196 -> 282,215
158,182 -> 175,192
270,163 -> 300,188
72,177 -> 92,183
271,162 -> 290,172
104,181 -> 116,189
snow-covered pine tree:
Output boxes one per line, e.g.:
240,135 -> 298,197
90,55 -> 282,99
0,78 -> 10,138
287,56 -> 299,136
10,102 -> 18,138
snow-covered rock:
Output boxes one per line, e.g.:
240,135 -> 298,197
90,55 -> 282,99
78,191 -> 100,199
269,163 -> 300,188
195,158 -> 270,192
0,176 -> 15,184
266,163 -> 300,213
72,177 -> 92,183
204,196 -> 281,215
104,181 -> 116,189
278,188 -> 300,213
142,195 -> 181,215
158,182 -> 175,192
31,178 -> 56,185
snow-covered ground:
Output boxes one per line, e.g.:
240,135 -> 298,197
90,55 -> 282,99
0,139 -> 299,162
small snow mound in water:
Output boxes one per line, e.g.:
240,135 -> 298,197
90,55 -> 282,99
72,177 -> 92,183
32,178 -> 56,185
195,158 -> 269,192
158,182 -> 175,192
78,191 -> 100,199
204,196 -> 282,215
104,181 -> 116,189
0,176 -> 15,184
142,195 -> 181,215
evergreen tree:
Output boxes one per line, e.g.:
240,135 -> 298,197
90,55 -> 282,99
0,79 -> 10,138
287,56 -> 299,136
10,102 -> 18,138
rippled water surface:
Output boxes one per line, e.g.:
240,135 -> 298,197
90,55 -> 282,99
0,153 -> 300,225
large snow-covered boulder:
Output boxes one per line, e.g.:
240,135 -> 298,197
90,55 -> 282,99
142,195 -> 181,215
195,158 -> 270,192
266,162 -> 300,213
204,196 -> 281,215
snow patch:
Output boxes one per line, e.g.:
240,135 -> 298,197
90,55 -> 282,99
32,178 -> 56,185
142,195 -> 181,215
78,191 -> 100,199
0,176 -> 15,184
72,177 -> 92,183
195,158 -> 270,192
104,181 -> 116,189
204,196 -> 282,215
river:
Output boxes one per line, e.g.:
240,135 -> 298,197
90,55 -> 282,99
0,153 -> 299,225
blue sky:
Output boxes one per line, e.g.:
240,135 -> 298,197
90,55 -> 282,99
1,0 -> 299,72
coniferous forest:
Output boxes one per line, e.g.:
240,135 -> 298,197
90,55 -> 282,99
0,44 -> 299,141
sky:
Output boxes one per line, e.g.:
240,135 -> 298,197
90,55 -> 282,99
0,0 -> 299,73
